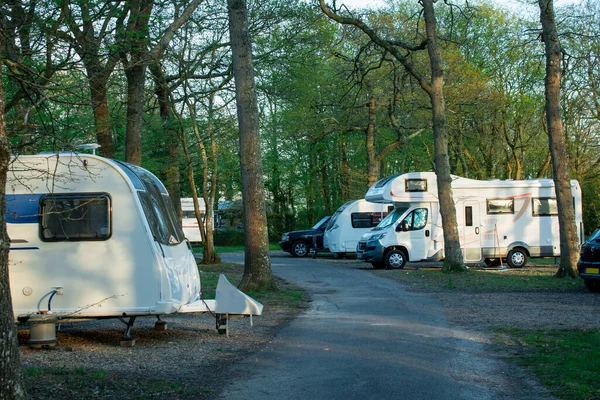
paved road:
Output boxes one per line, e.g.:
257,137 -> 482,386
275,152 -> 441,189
218,253 -> 546,400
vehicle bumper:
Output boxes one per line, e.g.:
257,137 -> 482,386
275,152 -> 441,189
577,260 -> 600,280
356,240 -> 386,264
279,240 -> 291,253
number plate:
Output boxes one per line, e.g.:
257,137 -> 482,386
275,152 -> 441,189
586,268 -> 599,275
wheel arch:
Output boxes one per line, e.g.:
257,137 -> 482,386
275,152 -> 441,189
384,245 -> 410,261
507,242 -> 531,256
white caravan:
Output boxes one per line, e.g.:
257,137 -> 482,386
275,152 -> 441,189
356,172 -> 583,269
181,197 -> 207,243
323,199 -> 392,258
7,153 -> 262,346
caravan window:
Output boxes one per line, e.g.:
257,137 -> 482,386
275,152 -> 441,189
532,198 -> 558,216
40,193 -> 111,241
406,179 -> 427,192
486,199 -> 514,214
351,212 -> 386,229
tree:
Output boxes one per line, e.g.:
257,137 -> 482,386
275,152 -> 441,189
227,0 -> 276,291
537,0 -> 579,278
319,0 -> 465,271
0,36 -> 27,399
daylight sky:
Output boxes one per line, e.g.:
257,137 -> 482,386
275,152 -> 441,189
339,0 -> 579,12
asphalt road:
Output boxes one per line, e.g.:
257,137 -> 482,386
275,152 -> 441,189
218,253 -> 547,400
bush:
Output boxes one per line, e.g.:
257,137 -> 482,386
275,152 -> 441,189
214,229 -> 245,246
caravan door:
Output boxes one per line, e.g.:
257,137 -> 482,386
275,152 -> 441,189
461,201 -> 482,262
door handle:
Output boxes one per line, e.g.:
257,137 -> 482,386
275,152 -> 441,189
475,227 -> 480,235
425,229 -> 430,237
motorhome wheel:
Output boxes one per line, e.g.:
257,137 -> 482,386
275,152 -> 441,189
507,248 -> 527,268
584,279 -> 600,293
385,250 -> 407,269
291,241 -> 309,257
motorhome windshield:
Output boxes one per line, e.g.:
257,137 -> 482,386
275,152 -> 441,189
313,216 -> 330,230
373,207 -> 409,230
326,201 -> 353,230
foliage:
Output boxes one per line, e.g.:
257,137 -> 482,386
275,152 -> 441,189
213,229 -> 245,247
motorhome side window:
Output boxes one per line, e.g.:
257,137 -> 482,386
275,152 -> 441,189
486,199 -> 514,214
351,212 -> 386,228
405,179 -> 427,192
40,194 -> 111,241
532,198 -> 558,216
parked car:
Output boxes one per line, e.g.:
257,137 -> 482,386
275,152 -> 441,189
279,216 -> 331,257
578,227 -> 600,293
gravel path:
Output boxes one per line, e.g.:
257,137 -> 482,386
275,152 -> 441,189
18,252 -> 600,399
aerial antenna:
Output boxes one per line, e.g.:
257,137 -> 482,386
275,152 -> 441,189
75,143 -> 102,155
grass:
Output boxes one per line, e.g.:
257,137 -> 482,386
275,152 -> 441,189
496,328 -> 600,400
22,366 -> 211,399
379,265 -> 585,292
198,262 -> 307,309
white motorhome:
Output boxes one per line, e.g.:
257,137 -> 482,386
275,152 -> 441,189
181,197 -> 207,243
323,199 -> 392,258
7,153 -> 262,346
356,172 -> 583,269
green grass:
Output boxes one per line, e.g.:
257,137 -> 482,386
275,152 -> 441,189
376,265 -> 585,292
192,243 -> 281,254
198,262 -> 307,308
22,366 -> 211,399
496,328 -> 600,400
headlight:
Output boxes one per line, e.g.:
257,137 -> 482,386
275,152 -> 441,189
281,233 -> 289,241
369,232 -> 387,241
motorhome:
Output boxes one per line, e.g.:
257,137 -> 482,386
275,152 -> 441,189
356,172 -> 583,269
323,199 -> 392,258
181,197 -> 207,243
7,153 -> 262,346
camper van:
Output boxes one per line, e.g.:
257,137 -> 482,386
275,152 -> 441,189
181,197 -> 207,243
323,199 -> 392,258
7,153 -> 262,345
356,172 -> 583,269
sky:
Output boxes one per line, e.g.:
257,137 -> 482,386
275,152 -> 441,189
339,0 -> 579,12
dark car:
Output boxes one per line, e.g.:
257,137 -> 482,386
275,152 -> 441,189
578,227 -> 600,292
279,216 -> 331,257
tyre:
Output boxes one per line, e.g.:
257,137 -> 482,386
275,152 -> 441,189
507,248 -> 527,268
584,279 -> 600,293
291,241 -> 309,257
385,249 -> 407,269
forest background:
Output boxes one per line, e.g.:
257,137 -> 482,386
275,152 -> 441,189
2,0 -> 599,242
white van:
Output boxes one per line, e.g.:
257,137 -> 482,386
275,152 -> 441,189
323,199 -> 392,258
7,153 -> 262,344
356,172 -> 583,269
181,197 -> 206,243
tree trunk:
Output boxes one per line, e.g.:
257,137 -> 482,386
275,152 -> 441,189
366,96 -> 379,187
538,0 -> 579,278
422,0 -> 465,272
0,52 -> 27,400
150,63 -> 181,215
227,0 -> 276,292
341,136 -> 350,202
89,76 -> 116,158
124,64 -> 146,165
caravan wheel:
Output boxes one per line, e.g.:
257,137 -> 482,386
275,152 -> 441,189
385,250 -> 407,269
507,248 -> 528,268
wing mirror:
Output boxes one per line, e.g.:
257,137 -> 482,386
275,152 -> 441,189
396,220 -> 409,232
